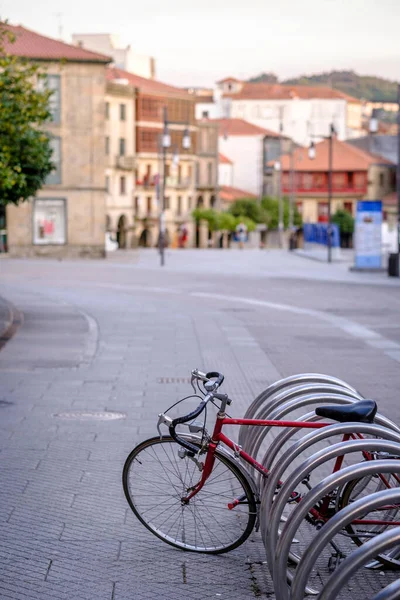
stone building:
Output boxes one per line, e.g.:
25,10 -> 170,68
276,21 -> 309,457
4,25 -> 111,258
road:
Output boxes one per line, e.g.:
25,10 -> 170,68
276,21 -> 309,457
0,249 -> 400,599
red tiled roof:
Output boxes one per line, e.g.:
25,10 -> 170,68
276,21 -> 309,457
3,25 -> 111,63
219,153 -> 233,164
220,186 -> 257,202
107,67 -> 192,98
275,137 -> 394,172
223,82 -> 359,102
212,118 -> 279,137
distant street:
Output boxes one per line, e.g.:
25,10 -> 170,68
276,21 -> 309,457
1,249 -> 400,600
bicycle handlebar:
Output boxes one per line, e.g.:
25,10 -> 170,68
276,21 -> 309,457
169,370 -> 225,454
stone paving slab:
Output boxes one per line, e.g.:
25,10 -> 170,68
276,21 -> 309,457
1,253 -> 400,599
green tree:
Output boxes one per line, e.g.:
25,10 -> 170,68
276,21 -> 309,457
0,24 -> 54,207
228,199 -> 270,225
261,196 -> 302,229
332,209 -> 354,234
192,208 -> 220,231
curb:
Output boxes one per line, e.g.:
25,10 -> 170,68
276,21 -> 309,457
0,297 -> 23,352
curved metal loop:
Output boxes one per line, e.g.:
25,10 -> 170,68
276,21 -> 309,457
247,392 -> 359,463
370,578 -> 400,600
246,392 -> 400,467
240,382 -> 361,451
318,526 -> 400,600
272,459 -> 400,600
263,426 -> 400,578
290,488 -> 400,600
241,373 -> 359,422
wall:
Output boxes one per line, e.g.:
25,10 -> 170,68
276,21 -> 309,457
218,135 -> 263,195
219,162 -> 233,186
228,98 -> 347,146
72,33 -> 155,79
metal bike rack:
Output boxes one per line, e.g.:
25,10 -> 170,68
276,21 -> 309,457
241,383 -> 362,455
246,392 -> 359,465
370,578 -> 400,600
239,377 -> 361,450
290,488 -> 400,600
318,526 -> 400,600
261,423 -> 400,563
263,430 -> 400,580
272,459 -> 400,600
245,392 -> 400,471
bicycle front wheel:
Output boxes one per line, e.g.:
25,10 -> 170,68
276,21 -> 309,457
123,436 -> 257,553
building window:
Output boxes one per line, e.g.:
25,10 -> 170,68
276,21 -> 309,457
38,74 -> 61,124
188,196 -> 192,210
119,138 -> 126,156
120,176 -> 126,195
105,136 -> 110,155
178,165 -> 182,184
207,163 -> 213,185
348,172 -> 354,187
379,172 -> 385,187
202,111 -> 209,118
147,196 -> 152,214
105,175 -> 110,193
355,173 -> 365,189
165,164 -> 170,178
302,173 -> 313,189
177,196 -> 182,216
318,202 -> 329,223
195,163 -> 200,185
33,198 -> 66,245
165,197 -> 170,210
134,196 -> 140,213
45,137 -> 61,185
105,102 -> 110,119
120,104 -> 126,121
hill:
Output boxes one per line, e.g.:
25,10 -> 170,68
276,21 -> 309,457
248,70 -> 398,102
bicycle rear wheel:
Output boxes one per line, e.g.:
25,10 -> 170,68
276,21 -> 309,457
340,472 -> 400,569
123,436 -> 257,554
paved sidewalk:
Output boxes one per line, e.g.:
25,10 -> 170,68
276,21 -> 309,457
0,253 -> 400,599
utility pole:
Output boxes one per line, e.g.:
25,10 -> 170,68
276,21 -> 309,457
289,140 -> 295,230
159,107 -> 169,267
327,123 -> 334,264
277,110 -> 284,248
397,83 -> 400,273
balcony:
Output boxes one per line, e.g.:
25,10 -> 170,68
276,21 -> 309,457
115,155 -> 135,170
165,176 -> 192,189
282,185 -> 367,196
136,176 -> 158,190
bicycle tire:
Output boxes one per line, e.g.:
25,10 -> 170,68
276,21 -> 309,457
340,474 -> 400,569
122,435 -> 257,554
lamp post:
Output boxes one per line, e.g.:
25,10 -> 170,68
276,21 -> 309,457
158,107 -> 191,267
397,83 -> 400,275
308,123 -> 335,263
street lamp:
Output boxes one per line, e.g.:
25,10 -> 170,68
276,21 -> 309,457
308,123 -> 335,263
158,107 -> 191,267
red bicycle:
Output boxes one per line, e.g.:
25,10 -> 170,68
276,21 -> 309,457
123,369 -> 400,561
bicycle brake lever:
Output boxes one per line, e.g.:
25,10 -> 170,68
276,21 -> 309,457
157,413 -> 173,438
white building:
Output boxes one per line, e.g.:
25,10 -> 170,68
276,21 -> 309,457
218,153 -> 233,187
199,78 -> 364,147
213,118 -> 279,196
72,33 -> 155,79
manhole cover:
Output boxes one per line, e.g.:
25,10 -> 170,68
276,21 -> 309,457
54,411 -> 126,421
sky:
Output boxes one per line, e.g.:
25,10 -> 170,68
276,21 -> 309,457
0,0 -> 399,88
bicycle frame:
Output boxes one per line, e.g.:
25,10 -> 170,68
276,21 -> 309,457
182,413 -> 400,527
